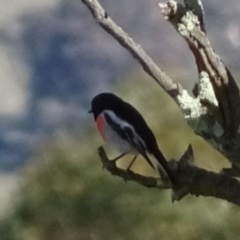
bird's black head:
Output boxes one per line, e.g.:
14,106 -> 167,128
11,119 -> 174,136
88,92 -> 122,119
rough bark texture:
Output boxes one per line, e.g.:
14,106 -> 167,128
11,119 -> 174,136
82,0 -> 240,206
158,1 -> 240,168
98,146 -> 240,206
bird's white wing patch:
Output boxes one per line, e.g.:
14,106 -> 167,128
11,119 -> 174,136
103,110 -> 147,152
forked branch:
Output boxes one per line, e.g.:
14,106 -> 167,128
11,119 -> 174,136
159,0 -> 240,137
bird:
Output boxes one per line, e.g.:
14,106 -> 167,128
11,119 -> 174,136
88,92 -> 175,184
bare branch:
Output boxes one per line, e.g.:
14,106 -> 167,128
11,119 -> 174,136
97,146 -> 170,189
81,0 -> 208,144
83,0 -> 240,200
98,146 -> 240,206
159,0 -> 240,137
191,28 -> 240,136
158,0 -> 240,173
81,0 -> 196,104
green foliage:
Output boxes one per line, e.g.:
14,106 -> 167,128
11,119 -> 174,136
1,136 -> 239,240
1,76 -> 240,240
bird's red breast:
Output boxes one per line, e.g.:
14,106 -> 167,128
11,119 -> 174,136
96,114 -> 106,140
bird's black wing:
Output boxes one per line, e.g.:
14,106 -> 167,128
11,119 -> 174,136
123,126 -> 155,169
103,111 -> 129,142
104,111 -> 155,169
112,99 -> 159,153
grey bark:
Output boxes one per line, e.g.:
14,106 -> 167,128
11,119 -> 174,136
82,0 -> 240,206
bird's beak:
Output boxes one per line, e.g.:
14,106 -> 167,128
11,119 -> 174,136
88,109 -> 92,114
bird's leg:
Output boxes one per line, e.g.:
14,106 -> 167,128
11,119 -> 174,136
111,152 -> 126,162
102,152 -> 126,170
126,154 -> 138,171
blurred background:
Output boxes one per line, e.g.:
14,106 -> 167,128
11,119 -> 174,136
0,0 -> 240,239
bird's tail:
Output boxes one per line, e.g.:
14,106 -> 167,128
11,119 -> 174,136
152,148 -> 176,185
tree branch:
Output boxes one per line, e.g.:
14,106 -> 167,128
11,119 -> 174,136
81,0 -> 208,153
98,146 -> 240,206
159,0 -> 240,137
82,0 -> 240,202
98,146 -> 170,189
81,0 -> 178,95
159,0 -> 240,172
